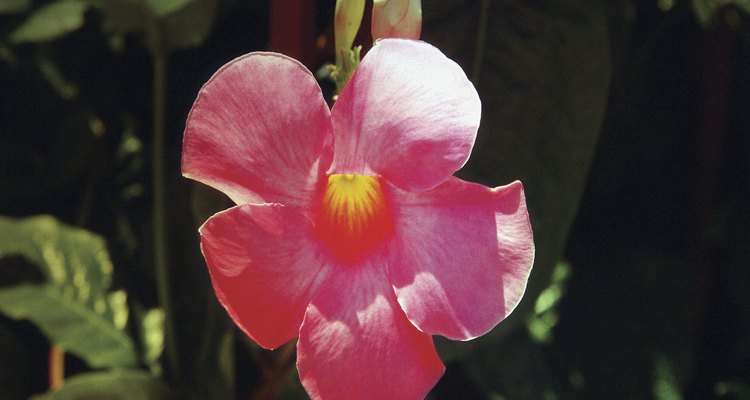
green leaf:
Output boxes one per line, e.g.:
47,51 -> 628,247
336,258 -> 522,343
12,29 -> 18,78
147,0 -> 194,17
161,0 -> 218,50
0,0 -> 31,14
137,307 -> 165,374
91,0 -> 216,52
526,261 -> 572,344
0,285 -> 137,368
0,215 -> 137,368
692,0 -> 750,27
35,48 -> 80,100
31,369 -> 175,400
424,0 -> 610,360
653,354 -> 684,400
92,0 -> 150,39
0,215 -> 112,290
460,327 -> 559,399
715,381 -> 750,399
163,182 -> 236,399
9,1 -> 89,44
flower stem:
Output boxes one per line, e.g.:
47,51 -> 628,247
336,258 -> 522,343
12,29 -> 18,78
471,0 -> 491,85
248,341 -> 297,400
48,345 -> 64,389
151,36 -> 179,381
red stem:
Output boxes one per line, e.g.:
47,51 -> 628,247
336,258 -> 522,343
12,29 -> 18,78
48,345 -> 64,390
270,0 -> 317,68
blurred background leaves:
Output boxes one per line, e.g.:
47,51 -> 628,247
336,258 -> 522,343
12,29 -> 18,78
29,369 -> 177,400
0,216 -> 137,369
425,0 -> 611,363
1,0 -> 749,399
9,1 -> 88,44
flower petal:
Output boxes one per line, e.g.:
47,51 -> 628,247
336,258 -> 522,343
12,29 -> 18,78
199,204 -> 331,349
297,260 -> 444,400
183,52 -> 332,207
387,178 -> 534,340
330,39 -> 481,191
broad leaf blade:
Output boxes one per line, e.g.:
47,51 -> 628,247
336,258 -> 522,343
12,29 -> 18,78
147,0 -> 194,17
9,1 -> 88,43
423,0 -> 611,359
161,0 -> 218,50
0,215 -> 111,290
91,0 -> 217,51
0,284 -> 137,368
92,0 -> 149,37
31,369 -> 175,400
0,215 -> 137,368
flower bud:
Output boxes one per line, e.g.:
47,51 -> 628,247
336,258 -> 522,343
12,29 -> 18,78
335,0 -> 365,57
371,0 -> 421,41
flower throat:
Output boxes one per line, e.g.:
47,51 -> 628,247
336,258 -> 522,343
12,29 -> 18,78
315,174 -> 394,263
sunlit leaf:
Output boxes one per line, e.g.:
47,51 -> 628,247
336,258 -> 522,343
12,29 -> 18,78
30,369 -> 175,400
534,262 -> 570,315
0,284 -> 137,368
138,307 -> 165,374
0,215 -> 137,368
527,261 -> 571,344
147,0 -> 194,17
653,354 -> 684,400
9,1 -> 89,43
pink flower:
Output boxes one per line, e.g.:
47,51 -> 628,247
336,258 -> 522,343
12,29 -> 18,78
182,39 -> 534,400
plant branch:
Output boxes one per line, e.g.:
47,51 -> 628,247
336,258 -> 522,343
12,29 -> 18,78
471,0 -> 491,85
48,345 -> 64,389
150,23 -> 179,381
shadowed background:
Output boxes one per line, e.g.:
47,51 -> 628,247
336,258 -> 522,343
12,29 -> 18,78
1,0 -> 748,399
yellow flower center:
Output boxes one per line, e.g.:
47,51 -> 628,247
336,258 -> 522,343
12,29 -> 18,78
315,174 -> 394,263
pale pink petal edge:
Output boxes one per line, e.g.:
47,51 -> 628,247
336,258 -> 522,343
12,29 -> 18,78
387,178 -> 535,341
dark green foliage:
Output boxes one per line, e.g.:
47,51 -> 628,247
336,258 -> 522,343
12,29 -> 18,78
423,1 -> 611,363
1,0 -> 749,399
29,369 -> 177,400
